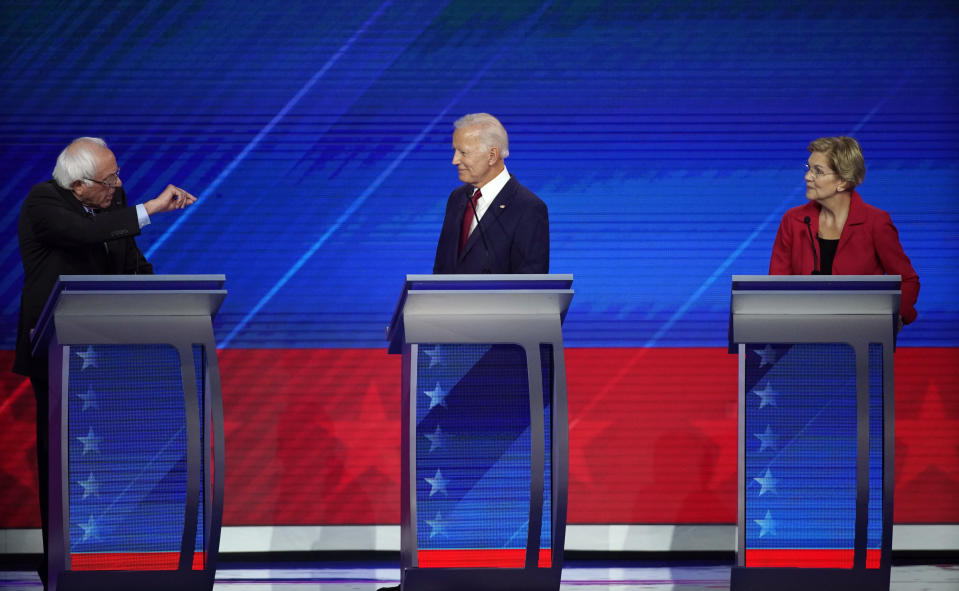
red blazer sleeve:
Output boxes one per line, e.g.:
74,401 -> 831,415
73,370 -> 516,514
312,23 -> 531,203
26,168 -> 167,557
871,209 -> 920,324
769,212 -> 795,275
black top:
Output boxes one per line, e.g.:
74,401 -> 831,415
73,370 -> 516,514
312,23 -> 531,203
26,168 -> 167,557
817,236 -> 839,275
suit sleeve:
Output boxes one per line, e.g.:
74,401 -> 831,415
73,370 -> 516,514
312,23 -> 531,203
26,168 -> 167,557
873,210 -> 919,324
25,186 -> 141,248
121,239 -> 154,274
769,213 -> 793,275
510,198 -> 549,273
433,191 -> 461,274
112,190 -> 154,274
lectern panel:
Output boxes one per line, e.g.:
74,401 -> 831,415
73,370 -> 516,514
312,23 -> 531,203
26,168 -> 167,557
192,343 -> 208,570
730,277 -> 893,589
66,344 -> 205,570
868,344 -> 883,567
414,344 -> 541,568
540,344 -> 553,564
744,343 -> 861,568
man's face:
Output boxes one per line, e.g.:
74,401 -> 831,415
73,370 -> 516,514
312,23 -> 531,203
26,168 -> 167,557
452,126 -> 498,188
73,146 -> 120,210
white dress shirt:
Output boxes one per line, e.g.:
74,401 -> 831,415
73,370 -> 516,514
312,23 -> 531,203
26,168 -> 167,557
468,166 -> 510,235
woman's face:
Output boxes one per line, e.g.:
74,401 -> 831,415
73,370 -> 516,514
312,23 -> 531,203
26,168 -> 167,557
805,151 -> 844,201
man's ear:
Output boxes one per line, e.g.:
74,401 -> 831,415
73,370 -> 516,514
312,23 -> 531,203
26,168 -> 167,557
72,180 -> 87,196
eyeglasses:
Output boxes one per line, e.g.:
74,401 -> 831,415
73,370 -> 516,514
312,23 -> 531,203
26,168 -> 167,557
84,169 -> 121,188
803,163 -> 836,178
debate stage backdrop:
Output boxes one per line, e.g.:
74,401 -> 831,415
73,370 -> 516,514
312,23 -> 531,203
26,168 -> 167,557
1,0 -> 958,551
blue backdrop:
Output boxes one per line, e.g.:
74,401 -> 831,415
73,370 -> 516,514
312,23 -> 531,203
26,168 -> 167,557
1,0 -> 957,351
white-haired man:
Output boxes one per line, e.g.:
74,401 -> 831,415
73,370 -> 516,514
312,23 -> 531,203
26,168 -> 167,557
379,115 -> 550,591
433,113 -> 549,274
13,137 -> 196,589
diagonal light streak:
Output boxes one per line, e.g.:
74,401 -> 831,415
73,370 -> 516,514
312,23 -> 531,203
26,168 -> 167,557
0,378 -> 31,419
641,188 -> 801,349
145,0 -> 394,258
506,519 -> 531,548
569,188 -> 800,430
93,424 -> 187,520
641,72 -> 915,349
219,109 -> 448,347
220,0 -> 556,347
761,396 -> 842,471
571,93 -> 908,429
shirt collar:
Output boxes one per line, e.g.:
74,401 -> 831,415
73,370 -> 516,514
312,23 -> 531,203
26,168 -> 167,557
474,165 -> 510,201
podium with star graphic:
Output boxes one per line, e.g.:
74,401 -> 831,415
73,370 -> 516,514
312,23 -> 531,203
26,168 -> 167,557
728,275 -> 899,591
31,275 -> 227,591
387,274 -> 573,591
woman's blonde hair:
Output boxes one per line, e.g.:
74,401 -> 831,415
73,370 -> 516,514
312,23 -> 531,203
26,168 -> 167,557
808,136 -> 865,189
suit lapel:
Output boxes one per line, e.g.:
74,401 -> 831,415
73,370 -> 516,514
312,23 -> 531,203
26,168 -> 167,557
458,178 -> 515,260
835,190 -> 866,259
54,182 -> 89,216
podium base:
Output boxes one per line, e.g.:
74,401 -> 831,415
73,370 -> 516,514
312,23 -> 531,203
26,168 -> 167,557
402,566 -> 561,591
53,570 -> 214,591
731,566 -> 890,591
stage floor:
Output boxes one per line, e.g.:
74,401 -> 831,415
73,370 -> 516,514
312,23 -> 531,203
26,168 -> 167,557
1,563 -> 957,590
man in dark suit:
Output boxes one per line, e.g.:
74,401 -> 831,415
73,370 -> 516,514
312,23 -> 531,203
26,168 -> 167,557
13,137 -> 196,588
379,116 -> 548,591
433,113 -> 549,274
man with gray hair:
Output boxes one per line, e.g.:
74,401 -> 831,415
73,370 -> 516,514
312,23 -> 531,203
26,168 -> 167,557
13,136 -> 196,589
432,113 -> 549,274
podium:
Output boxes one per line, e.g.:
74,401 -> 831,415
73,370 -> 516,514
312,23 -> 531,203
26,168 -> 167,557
387,274 -> 573,591
728,275 -> 898,591
32,275 -> 227,591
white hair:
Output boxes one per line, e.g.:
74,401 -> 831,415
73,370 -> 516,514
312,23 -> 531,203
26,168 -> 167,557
52,137 -> 108,189
454,113 -> 509,159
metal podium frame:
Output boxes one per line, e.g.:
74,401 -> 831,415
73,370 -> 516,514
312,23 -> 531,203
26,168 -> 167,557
728,275 -> 899,591
31,275 -> 227,591
387,274 -> 573,591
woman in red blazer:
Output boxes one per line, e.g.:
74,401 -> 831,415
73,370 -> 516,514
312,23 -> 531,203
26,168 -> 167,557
769,136 -> 919,327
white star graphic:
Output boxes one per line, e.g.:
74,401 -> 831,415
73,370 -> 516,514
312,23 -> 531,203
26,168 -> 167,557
425,425 -> 447,453
753,344 -> 779,367
424,346 -> 444,368
77,346 -> 98,370
79,473 -> 99,499
754,425 -> 778,453
426,512 -> 446,539
753,469 -> 779,496
755,510 -> 776,538
78,428 -> 100,455
80,516 -> 101,542
78,387 -> 98,411
751,383 -> 777,409
425,468 -> 449,497
424,383 -> 448,410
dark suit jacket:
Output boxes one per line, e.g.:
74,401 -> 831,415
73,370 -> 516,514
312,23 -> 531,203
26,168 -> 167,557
433,176 -> 549,274
769,190 -> 919,324
14,180 -> 153,376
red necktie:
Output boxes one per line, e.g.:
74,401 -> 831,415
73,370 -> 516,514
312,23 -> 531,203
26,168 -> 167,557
459,189 -> 481,254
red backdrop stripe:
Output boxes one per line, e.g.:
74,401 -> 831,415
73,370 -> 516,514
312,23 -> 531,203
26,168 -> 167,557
1,347 -> 957,528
